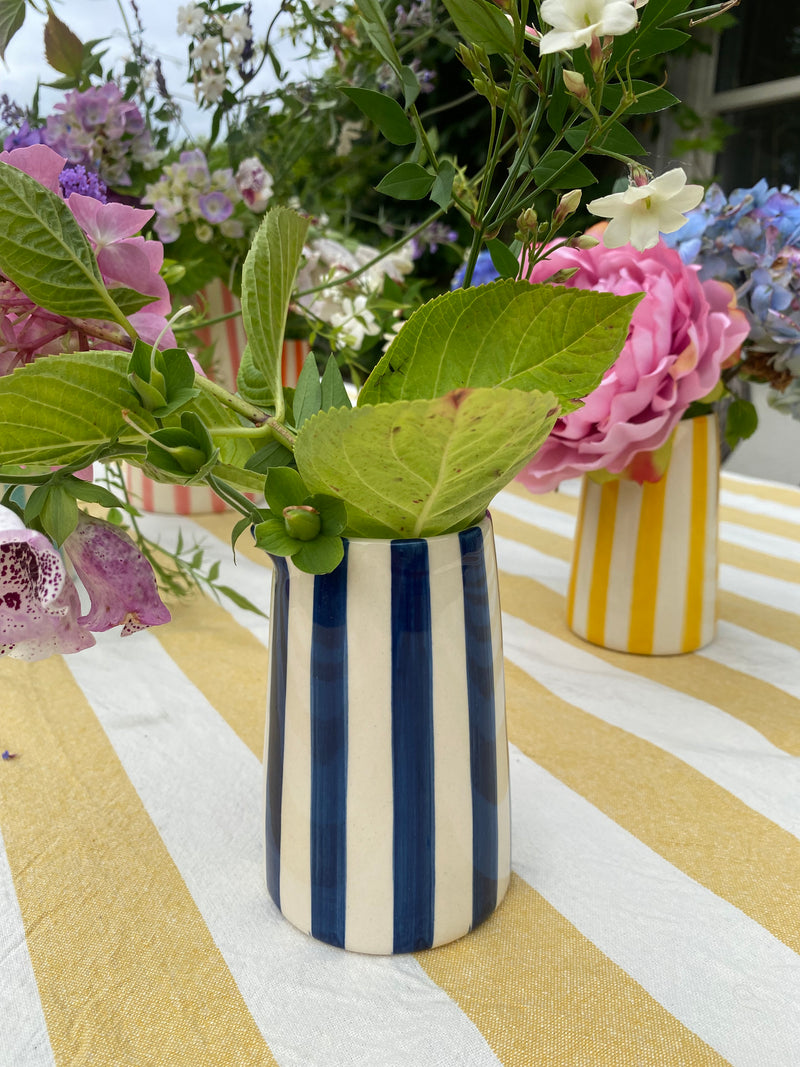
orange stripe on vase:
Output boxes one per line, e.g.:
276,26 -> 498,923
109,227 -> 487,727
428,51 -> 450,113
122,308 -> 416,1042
586,479 -> 619,646
627,467 -> 669,654
682,417 -> 711,652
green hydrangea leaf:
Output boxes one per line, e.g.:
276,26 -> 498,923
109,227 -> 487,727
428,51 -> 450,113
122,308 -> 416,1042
237,206 -> 309,419
359,280 -> 641,412
294,386 -> 560,538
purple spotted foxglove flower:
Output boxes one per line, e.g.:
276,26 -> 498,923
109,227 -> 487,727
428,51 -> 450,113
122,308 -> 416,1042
64,514 -> 171,636
0,505 -> 94,661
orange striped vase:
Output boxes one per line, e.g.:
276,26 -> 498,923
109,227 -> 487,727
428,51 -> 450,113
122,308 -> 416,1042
566,415 -> 720,655
126,279 -> 310,516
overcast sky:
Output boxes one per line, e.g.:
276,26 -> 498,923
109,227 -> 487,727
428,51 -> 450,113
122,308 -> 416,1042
2,0 -> 311,133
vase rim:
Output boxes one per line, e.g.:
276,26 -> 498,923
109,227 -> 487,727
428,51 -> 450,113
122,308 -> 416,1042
340,511 -> 491,547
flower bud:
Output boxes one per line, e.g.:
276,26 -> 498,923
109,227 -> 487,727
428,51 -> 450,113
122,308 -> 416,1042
171,445 -> 209,473
516,207 -> 538,238
568,234 -> 601,249
562,69 -> 588,101
283,505 -> 321,542
549,267 -> 580,284
554,189 -> 582,225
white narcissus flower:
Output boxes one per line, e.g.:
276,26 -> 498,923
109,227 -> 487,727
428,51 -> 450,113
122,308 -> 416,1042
587,168 -> 704,251
538,0 -> 644,55
177,3 -> 205,37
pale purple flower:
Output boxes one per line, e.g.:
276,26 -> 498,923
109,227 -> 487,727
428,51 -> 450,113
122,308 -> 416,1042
235,156 -> 273,211
3,121 -> 48,151
64,514 -> 171,637
0,505 -> 94,661
198,190 -> 234,223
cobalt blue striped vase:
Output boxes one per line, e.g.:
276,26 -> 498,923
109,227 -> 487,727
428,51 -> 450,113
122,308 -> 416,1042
263,514 -> 511,954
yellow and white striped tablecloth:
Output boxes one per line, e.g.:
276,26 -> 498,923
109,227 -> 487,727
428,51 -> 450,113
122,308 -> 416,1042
1,471 -> 798,1067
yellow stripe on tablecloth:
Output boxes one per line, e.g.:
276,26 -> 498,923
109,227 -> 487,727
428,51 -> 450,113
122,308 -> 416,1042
720,505 -> 800,542
0,657 -> 277,1067
418,873 -> 728,1067
502,654 -> 800,958
503,479 -> 581,514
720,542 -> 800,584
499,574 -> 800,758
718,590 -> 800,652
721,476 -> 800,508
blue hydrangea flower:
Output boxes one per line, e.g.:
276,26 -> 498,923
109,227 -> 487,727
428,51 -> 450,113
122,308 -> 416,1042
451,249 -> 500,289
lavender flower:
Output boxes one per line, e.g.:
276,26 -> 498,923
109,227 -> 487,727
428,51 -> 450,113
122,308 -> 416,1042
59,164 -> 108,203
3,120 -> 48,151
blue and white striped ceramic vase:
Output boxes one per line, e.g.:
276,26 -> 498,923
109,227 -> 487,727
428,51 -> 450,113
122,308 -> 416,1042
263,514 -> 511,954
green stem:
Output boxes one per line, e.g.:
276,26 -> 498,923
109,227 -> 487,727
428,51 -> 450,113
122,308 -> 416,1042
193,375 -> 295,448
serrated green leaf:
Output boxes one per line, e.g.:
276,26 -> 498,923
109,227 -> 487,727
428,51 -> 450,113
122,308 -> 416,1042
430,160 -> 456,210
359,280 -> 641,411
237,206 -> 309,418
0,162 -> 127,325
442,0 -> 514,54
295,388 -> 560,539
602,81 -> 679,116
0,0 -> 25,61
44,7 -> 84,78
294,352 -> 322,428
341,87 -> 415,145
376,162 -> 435,200
486,238 -> 520,279
531,150 -> 596,189
0,351 -> 154,467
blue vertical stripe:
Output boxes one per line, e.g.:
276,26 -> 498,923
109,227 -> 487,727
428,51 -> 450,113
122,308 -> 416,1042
391,539 -> 435,953
265,556 -> 290,910
310,545 -> 349,948
460,525 -> 499,928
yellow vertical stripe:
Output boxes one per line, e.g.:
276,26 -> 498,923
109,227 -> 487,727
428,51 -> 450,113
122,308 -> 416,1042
419,875 -> 728,1067
683,417 -> 711,652
565,478 -> 587,627
586,479 -> 619,645
627,471 -> 668,654
0,657 -> 277,1067
503,657 -> 800,957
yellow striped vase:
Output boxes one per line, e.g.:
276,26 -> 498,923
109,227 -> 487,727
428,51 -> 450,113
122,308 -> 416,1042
567,414 -> 720,655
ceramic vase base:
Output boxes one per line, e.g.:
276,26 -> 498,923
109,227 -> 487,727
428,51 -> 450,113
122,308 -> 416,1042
263,516 -> 511,955
567,415 -> 720,656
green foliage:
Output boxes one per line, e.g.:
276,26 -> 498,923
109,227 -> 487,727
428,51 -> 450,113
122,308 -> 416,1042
724,397 -> 759,450
442,0 -> 515,55
237,206 -> 309,417
294,387 -> 560,538
253,467 -> 347,574
341,88 -> 416,146
0,0 -> 25,61
359,280 -> 642,413
376,163 -> 435,200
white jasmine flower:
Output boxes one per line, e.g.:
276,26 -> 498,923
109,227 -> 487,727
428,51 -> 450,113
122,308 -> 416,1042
177,2 -> 205,36
198,71 -> 226,104
336,120 -> 364,157
587,167 -> 704,251
330,296 -> 380,350
221,12 -> 252,43
538,0 -> 642,55
194,37 -> 220,69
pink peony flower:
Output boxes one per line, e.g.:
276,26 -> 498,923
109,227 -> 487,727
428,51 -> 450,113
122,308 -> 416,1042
64,514 -> 171,636
0,504 -> 95,660
517,237 -> 750,491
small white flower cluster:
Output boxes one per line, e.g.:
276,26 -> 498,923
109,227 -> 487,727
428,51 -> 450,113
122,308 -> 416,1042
143,148 -> 244,244
177,2 -> 254,106
295,237 -> 414,352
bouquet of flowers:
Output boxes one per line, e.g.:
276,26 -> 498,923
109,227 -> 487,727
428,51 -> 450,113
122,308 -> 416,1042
0,0 -> 742,663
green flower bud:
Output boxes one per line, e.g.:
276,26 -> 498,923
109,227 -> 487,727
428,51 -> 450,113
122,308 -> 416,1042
171,445 -> 209,473
562,69 -> 588,101
283,505 -> 321,542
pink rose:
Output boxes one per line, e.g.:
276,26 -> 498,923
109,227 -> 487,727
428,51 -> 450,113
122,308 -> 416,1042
516,238 -> 750,492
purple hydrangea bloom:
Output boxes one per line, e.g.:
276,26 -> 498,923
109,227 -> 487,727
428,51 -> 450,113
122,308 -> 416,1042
59,163 -> 108,202
198,190 -> 234,223
3,120 -> 48,151
64,513 -> 171,636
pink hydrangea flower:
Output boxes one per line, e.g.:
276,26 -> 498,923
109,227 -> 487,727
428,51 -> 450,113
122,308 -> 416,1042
517,237 -> 750,491
0,504 -> 94,661
0,144 -> 175,372
64,514 -> 171,636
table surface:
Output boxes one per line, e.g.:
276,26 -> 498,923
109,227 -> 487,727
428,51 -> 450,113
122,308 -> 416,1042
2,472 -> 799,1067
